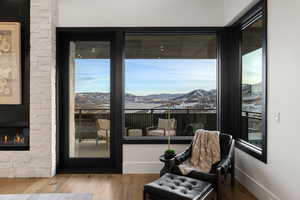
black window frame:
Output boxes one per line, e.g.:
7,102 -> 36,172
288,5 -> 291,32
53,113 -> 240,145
121,29 -> 222,144
56,28 -> 224,150
56,30 -> 124,173
56,2 -> 267,166
233,1 -> 268,163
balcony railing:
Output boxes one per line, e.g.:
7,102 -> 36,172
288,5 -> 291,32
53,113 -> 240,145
241,111 -> 262,148
74,108 -> 217,138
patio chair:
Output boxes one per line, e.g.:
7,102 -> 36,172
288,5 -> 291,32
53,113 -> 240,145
146,118 -> 177,136
96,119 -> 110,147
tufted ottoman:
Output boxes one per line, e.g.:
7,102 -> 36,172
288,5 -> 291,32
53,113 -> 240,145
144,173 -> 214,200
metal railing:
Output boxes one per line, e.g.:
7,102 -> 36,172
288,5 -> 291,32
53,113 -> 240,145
74,108 -> 217,137
73,108 -> 263,146
241,111 -> 262,148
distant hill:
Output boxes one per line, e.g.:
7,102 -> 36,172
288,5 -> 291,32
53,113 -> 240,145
172,89 -> 216,104
142,93 -> 183,102
242,82 -> 262,101
75,89 -> 217,109
76,92 -> 110,108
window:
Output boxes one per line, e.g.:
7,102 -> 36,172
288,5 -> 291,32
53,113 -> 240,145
124,34 -> 218,138
241,18 -> 263,148
236,5 -> 267,162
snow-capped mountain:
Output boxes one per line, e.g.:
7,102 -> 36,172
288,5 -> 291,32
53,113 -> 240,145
75,89 -> 217,109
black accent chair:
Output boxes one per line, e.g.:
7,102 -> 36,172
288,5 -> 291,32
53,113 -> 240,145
168,133 -> 235,200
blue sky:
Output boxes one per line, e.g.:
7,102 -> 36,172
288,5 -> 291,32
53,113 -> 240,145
75,59 -> 217,95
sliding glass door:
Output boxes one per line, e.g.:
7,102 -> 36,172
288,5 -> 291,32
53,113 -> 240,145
58,33 -> 122,172
69,40 -> 111,158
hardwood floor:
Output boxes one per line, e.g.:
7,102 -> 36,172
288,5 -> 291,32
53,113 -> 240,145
0,174 -> 256,200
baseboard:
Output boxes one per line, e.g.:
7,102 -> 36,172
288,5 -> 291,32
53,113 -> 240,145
235,166 -> 280,200
123,161 -> 163,174
56,168 -> 122,174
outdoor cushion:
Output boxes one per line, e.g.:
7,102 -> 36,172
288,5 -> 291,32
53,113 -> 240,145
147,129 -> 176,136
158,118 -> 176,130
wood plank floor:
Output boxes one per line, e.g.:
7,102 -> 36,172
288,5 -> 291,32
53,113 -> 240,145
0,174 -> 257,200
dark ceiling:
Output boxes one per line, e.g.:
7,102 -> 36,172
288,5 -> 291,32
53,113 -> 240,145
74,34 -> 217,59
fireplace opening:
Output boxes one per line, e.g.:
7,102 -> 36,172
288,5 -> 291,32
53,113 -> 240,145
0,128 -> 29,150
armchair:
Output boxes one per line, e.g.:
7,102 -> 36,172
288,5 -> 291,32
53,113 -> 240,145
168,133 -> 235,200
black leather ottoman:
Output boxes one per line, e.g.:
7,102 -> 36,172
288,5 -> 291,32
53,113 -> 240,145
144,173 -> 214,200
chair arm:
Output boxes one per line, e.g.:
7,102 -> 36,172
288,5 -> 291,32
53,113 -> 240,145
218,157 -> 231,173
174,144 -> 192,165
218,139 -> 235,173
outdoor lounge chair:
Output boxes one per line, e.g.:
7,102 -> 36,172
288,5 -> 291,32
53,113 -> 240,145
146,118 -> 177,136
96,119 -> 110,147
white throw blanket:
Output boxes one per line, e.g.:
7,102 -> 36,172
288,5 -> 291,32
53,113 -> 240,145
179,129 -> 220,175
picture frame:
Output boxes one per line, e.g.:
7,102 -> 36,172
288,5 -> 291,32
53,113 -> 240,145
0,22 -> 21,105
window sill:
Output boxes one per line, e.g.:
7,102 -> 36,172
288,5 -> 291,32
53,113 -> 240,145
121,136 -> 192,144
235,139 -> 267,163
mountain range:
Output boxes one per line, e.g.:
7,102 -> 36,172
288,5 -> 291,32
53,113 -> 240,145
75,89 -> 217,109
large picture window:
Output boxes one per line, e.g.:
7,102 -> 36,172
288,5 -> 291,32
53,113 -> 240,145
241,18 -> 263,149
236,4 -> 267,162
124,34 -> 218,138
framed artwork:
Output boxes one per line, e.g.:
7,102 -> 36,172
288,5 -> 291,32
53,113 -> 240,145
0,22 -> 21,105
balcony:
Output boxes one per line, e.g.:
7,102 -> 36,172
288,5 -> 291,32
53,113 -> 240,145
73,108 -> 262,146
74,108 -> 217,140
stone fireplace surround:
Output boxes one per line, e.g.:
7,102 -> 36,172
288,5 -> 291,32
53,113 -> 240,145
0,0 -> 57,177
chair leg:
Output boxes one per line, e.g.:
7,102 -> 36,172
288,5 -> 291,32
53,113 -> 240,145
231,166 -> 235,186
107,138 -> 109,150
216,168 -> 222,200
217,185 -> 222,200
106,130 -> 109,150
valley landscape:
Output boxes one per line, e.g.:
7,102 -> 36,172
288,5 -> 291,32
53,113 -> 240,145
75,88 -> 217,112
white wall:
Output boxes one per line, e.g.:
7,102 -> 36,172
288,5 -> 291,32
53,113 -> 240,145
234,0 -> 300,199
123,144 -> 188,174
223,0 -> 260,25
58,0 -> 224,27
